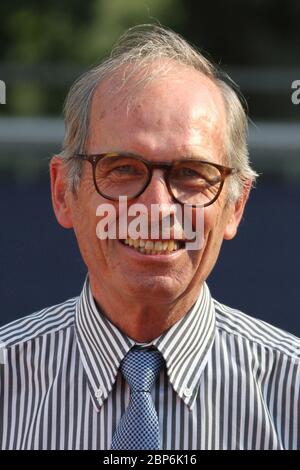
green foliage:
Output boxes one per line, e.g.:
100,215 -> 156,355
0,0 -> 184,64
0,0 -> 299,117
80,0 -> 185,63
0,0 -> 185,115
10,81 -> 45,115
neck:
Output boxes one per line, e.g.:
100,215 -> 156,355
88,276 -> 202,342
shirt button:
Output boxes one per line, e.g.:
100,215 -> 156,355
95,388 -> 103,398
184,387 -> 192,398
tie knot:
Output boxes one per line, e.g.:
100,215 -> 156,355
121,347 -> 164,392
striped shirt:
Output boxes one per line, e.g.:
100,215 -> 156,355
0,277 -> 299,450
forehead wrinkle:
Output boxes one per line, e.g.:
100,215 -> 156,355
92,62 -> 225,118
88,64 -> 227,161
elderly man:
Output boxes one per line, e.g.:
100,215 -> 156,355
0,25 -> 299,450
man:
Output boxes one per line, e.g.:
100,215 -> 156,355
0,25 -> 299,450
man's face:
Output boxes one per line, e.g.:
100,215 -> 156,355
53,65 -> 247,309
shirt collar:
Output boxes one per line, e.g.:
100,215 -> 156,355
75,276 -> 216,411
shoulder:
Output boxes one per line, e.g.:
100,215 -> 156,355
213,298 -> 300,361
0,296 -> 78,350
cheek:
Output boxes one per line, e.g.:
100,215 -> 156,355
189,199 -> 228,257
191,206 -> 219,238
70,193 -> 101,246
73,208 -> 96,250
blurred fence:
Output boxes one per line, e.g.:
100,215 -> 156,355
1,62 -> 300,178
1,117 -> 300,181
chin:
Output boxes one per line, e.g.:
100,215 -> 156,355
123,274 -> 187,302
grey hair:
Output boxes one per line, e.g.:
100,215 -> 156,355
59,24 -> 258,200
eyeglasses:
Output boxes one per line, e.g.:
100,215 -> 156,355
70,152 -> 237,207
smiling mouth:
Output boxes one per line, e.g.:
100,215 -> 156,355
119,237 -> 185,255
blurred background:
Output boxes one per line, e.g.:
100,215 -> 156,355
0,0 -> 299,334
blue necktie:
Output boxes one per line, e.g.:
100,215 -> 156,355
111,346 -> 164,450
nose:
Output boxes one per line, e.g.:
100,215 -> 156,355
135,169 -> 179,238
138,169 -> 175,207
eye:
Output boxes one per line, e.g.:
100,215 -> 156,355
110,164 -> 146,177
174,167 -> 206,180
114,165 -> 137,174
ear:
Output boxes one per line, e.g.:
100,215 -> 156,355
223,180 -> 252,240
50,156 -> 74,228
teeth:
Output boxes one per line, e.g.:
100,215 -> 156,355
155,241 -> 163,251
122,238 -> 182,254
162,241 -> 168,250
145,241 -> 154,250
167,240 -> 174,251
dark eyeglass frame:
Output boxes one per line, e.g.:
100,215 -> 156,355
69,152 -> 238,207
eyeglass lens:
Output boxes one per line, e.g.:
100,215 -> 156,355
95,155 -> 223,205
